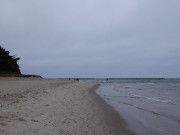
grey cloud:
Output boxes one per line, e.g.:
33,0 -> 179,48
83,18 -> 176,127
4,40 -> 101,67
0,0 -> 180,78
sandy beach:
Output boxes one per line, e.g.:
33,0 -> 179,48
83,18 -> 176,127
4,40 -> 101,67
0,78 -> 135,135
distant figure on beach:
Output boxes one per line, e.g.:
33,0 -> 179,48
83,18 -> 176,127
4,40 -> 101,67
76,78 -> 79,81
106,78 -> 108,81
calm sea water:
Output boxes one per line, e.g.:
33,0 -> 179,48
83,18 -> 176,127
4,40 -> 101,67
89,78 -> 180,135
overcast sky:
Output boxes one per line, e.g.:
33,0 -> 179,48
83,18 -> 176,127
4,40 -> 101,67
0,0 -> 180,78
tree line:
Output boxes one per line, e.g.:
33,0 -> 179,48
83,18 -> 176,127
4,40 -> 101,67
0,45 -> 21,74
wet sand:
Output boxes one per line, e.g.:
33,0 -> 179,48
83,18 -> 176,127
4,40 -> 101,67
0,78 -> 135,135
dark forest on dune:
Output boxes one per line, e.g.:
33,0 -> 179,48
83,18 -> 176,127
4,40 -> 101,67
0,46 -> 21,74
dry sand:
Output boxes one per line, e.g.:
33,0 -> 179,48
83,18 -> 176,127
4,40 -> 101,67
0,78 -> 135,135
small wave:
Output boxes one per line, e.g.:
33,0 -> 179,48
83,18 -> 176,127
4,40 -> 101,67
136,107 -> 161,116
157,128 -> 168,133
129,94 -> 146,99
118,101 -> 134,106
130,94 -> 180,106
161,99 -> 180,106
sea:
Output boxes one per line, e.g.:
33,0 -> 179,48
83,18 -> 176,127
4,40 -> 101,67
85,78 -> 180,135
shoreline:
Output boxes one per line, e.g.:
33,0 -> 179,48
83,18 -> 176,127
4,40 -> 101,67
0,78 -> 135,135
89,84 -> 136,135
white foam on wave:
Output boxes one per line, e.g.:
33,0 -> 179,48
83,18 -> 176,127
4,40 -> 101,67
130,94 -> 180,106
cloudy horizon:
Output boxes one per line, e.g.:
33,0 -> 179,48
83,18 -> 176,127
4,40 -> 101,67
1,0 -> 180,78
